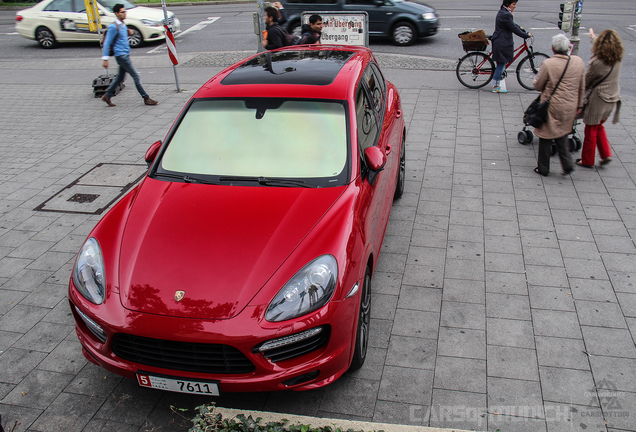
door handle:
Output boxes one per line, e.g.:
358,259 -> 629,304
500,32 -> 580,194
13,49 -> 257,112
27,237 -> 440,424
396,109 -> 402,118
385,144 -> 392,155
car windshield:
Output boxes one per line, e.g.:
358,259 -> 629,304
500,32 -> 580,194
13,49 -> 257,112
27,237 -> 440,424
157,98 -> 349,186
97,0 -> 137,11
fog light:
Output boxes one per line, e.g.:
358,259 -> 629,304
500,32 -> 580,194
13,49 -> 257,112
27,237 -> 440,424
282,370 -> 320,386
75,306 -> 107,343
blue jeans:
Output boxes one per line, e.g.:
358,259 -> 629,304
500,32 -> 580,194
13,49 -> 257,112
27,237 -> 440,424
493,62 -> 506,84
107,55 -> 148,99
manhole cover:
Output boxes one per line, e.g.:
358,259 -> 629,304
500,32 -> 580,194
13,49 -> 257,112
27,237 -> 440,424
67,193 -> 100,203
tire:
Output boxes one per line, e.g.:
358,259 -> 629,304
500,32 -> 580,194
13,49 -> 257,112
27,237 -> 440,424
36,27 -> 57,49
569,138 -> 576,152
394,134 -> 406,200
525,130 -> 534,143
516,52 -> 549,90
391,22 -> 416,46
517,131 -> 527,144
349,267 -> 371,372
456,52 -> 494,89
127,26 -> 144,48
573,135 -> 582,151
288,21 -> 301,39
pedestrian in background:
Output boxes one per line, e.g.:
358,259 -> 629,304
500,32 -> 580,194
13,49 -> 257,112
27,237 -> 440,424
101,4 -> 157,107
491,0 -> 531,93
533,34 -> 585,176
298,14 -> 323,44
576,28 -> 623,168
262,6 -> 286,50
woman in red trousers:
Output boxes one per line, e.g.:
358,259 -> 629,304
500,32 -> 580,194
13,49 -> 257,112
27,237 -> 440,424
576,29 -> 623,168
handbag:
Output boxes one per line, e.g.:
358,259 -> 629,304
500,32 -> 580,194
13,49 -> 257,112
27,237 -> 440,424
577,65 -> 614,119
524,56 -> 571,128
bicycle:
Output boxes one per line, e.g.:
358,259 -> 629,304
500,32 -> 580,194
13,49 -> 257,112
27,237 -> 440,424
456,34 -> 549,90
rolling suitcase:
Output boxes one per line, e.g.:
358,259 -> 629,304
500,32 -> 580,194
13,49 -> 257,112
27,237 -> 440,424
92,72 -> 125,98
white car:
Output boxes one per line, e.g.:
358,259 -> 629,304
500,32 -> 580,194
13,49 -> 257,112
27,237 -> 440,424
15,0 -> 180,48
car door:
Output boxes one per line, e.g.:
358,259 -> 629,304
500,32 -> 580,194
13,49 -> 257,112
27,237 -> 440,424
343,0 -> 387,35
40,0 -> 94,42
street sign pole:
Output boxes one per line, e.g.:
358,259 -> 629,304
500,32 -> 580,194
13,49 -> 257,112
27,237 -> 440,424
161,0 -> 181,92
256,0 -> 265,52
571,0 -> 583,56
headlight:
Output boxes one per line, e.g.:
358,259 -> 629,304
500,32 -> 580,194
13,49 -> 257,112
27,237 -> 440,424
72,238 -> 106,305
422,12 -> 437,20
141,19 -> 162,27
266,255 -> 337,322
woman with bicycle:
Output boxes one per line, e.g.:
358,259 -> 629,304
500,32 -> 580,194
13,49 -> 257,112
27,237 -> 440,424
576,28 -> 623,168
491,0 -> 531,93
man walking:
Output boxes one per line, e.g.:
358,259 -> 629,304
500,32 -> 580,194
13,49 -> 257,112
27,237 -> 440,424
298,14 -> 323,44
261,6 -> 286,50
101,3 -> 157,107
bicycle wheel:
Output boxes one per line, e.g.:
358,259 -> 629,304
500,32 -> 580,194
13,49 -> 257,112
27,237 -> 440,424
516,52 -> 549,90
456,52 -> 495,89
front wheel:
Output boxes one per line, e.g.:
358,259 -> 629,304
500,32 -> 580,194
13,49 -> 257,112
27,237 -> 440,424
456,52 -> 494,89
516,52 -> 549,90
391,22 -> 416,46
349,267 -> 371,372
36,27 -> 57,49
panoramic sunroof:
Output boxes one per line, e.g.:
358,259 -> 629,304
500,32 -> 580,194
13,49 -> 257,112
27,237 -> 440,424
221,50 -> 355,86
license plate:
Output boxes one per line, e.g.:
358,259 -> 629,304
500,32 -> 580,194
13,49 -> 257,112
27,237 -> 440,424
137,372 -> 220,395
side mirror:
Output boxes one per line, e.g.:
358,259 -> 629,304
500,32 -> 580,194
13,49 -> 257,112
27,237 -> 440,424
145,140 -> 162,167
364,146 -> 386,185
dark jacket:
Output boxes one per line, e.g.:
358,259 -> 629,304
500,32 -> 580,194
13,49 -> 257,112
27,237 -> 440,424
298,23 -> 321,44
265,22 -> 286,50
491,6 -> 530,64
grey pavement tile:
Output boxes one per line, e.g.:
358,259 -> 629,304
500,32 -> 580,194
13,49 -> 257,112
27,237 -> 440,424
385,219 -> 414,237
314,411 -> 372,422
37,339 -> 87,375
539,366 -> 599,407
370,294 -> 398,320
26,251 -> 75,272
608,271 -> 636,294
581,326 -> 636,358
7,240 -> 55,260
583,204 -> 622,220
396,285 -> 442,312
0,289 -> 27,315
381,235 -> 410,255
262,388 -> 325,416
0,330 -> 22,353
20,282 -> 68,309
589,356 -> 636,393
485,251 -> 525,273
487,318 -> 535,349
417,200 -> 450,216
599,389 -> 636,430
487,377 -> 543,415
65,363 -> 123,397
588,219 -> 630,236
433,356 -> 486,393
449,210 -> 483,227
386,335 -> 436,370
446,241 -> 484,261
550,209 -> 589,226
369,318 -> 392,349
520,229 -> 559,249
375,252 -> 407,274
30,392 -> 104,432
511,201 -> 549,217
554,223 -> 595,242
486,293 -> 531,320
601,252 -> 636,273
378,366 -> 433,405
142,405 -> 205,431
569,278 -> 618,302
487,345 -> 539,381
406,246 -> 446,267
42,299 -> 75,325
347,347 -> 386,381
484,205 -> 517,222
2,369 -> 74,408
617,292 -> 636,317
82,418 -> 157,432
525,265 -> 570,288
485,271 -> 528,295
413,213 -> 449,231
484,192 -> 516,208
484,234 -> 523,254
410,229 -> 448,248
535,336 -> 590,370
12,321 -> 73,352
448,224 -> 484,243
372,400 -> 426,426
0,257 -> 33,279
532,309 -> 582,339
0,404 -> 42,432
0,230 -> 37,248
436,327 -> 486,360
94,379 -> 164,426
391,308 -> 439,339
441,278 -> 484,304
528,285 -> 575,311
484,220 -> 519,237
575,300 -> 627,328
558,240 -> 602,260
543,402 -> 606,432
444,258 -> 485,281
371,271 -> 402,296
594,234 -> 636,253
487,414 -> 547,432
440,301 -> 485,330
429,389 -> 487,431
0,304 -> 50,333
518,214 -> 556,231
402,264 -> 444,288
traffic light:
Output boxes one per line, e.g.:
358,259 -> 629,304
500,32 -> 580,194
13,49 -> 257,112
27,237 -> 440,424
559,1 -> 575,33
573,1 -> 583,30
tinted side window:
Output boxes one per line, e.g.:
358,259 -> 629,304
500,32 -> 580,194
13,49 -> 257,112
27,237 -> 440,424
44,0 -> 76,11
355,86 -> 379,152
287,0 -> 338,4
361,64 -> 385,115
345,0 -> 375,4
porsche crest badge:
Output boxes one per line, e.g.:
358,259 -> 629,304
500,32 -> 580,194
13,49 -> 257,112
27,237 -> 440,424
174,290 -> 186,302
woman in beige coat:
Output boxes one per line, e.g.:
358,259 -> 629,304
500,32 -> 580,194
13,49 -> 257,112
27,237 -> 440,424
576,29 -> 623,168
533,34 -> 586,176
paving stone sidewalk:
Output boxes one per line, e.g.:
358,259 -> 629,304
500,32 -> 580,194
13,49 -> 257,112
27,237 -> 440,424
0,52 -> 635,432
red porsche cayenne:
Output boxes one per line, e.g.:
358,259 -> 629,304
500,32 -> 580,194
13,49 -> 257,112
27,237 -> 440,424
69,45 -> 406,394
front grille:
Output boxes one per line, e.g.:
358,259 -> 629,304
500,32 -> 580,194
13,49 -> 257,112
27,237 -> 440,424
111,334 -> 255,374
259,327 -> 330,363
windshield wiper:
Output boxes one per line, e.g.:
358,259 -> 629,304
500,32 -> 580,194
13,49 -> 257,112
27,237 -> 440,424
153,172 -> 219,185
219,176 -> 315,188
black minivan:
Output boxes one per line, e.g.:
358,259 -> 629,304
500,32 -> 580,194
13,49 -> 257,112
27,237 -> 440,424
280,0 -> 438,46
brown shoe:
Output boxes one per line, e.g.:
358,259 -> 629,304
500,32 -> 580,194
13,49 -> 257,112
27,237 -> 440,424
101,94 -> 115,107
144,97 -> 158,106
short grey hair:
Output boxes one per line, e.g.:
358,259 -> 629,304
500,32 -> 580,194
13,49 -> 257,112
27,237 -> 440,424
552,34 -> 571,54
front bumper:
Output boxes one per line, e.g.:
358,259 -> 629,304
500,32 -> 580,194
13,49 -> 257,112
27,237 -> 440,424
416,19 -> 438,37
69,282 -> 358,392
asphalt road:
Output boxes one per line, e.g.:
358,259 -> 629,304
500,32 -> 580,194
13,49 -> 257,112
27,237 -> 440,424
1,0 -> 635,84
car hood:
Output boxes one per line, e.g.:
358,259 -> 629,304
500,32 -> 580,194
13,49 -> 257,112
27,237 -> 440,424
118,178 -> 344,320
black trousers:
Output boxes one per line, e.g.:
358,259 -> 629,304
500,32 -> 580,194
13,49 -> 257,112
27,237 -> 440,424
537,136 -> 573,175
